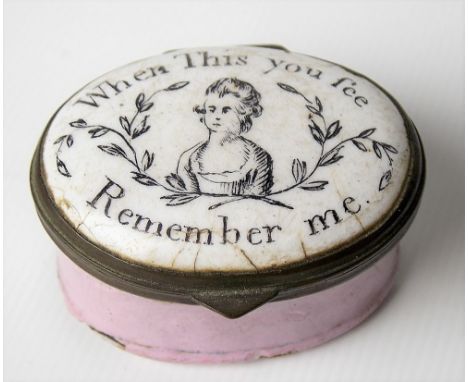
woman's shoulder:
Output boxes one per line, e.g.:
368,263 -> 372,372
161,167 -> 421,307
177,141 -> 205,171
183,141 -> 206,158
240,137 -> 272,161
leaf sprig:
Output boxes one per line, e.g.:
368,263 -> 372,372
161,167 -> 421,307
66,81 -> 190,175
276,82 -> 398,194
63,81 -> 201,206
53,134 -> 74,177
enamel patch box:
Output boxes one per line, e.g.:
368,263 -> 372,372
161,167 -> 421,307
31,45 -> 424,319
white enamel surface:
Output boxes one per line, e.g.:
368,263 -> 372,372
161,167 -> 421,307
42,46 -> 410,272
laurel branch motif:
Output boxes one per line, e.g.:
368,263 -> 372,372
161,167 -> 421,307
54,81 -> 398,210
275,82 -> 398,196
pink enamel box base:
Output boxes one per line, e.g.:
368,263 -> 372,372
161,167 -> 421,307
58,247 -> 399,363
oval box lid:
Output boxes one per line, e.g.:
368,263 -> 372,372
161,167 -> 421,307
31,45 -> 425,318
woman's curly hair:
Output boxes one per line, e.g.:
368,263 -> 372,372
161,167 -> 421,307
194,77 -> 263,133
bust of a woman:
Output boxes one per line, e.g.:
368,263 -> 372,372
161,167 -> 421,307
176,78 -> 273,196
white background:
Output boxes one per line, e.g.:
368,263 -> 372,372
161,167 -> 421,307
4,0 -> 464,381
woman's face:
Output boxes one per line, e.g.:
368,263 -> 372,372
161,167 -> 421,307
203,93 -> 242,134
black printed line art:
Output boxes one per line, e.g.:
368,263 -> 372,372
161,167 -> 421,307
275,82 -> 398,195
57,78 -> 398,210
53,134 -> 74,177
61,80 -> 189,188
177,78 -> 274,198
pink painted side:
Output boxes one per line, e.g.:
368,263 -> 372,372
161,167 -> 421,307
58,247 -> 399,363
